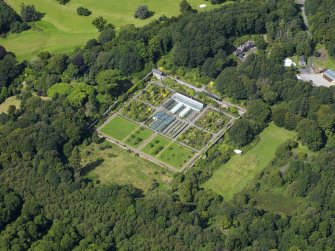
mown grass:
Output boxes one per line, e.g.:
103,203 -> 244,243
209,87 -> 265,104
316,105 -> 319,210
81,142 -> 172,191
2,0 -> 229,60
142,135 -> 171,156
203,123 -> 296,201
158,142 -> 195,169
0,96 -> 21,113
100,115 -> 138,141
125,127 -> 153,148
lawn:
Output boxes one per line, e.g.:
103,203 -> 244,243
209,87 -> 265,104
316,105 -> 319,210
142,135 -> 171,156
2,0 -> 228,60
158,142 -> 195,169
124,127 -> 153,148
100,115 -> 138,141
81,142 -> 172,191
203,123 -> 296,201
0,96 -> 21,113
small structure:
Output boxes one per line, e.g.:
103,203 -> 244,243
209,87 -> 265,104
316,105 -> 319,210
299,55 -> 307,66
234,149 -> 242,155
323,69 -> 335,82
152,69 -> 165,80
199,4 -> 206,8
233,41 -> 256,57
284,58 -> 296,67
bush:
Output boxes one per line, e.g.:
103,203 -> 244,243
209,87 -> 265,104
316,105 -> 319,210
134,5 -> 152,20
77,7 -> 92,16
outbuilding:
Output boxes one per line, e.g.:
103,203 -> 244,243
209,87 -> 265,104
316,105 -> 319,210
323,69 -> 335,82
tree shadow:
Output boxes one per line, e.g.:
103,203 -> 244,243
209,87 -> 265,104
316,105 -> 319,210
81,159 -> 104,176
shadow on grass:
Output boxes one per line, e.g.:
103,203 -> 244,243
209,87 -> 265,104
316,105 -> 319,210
81,158 -> 104,176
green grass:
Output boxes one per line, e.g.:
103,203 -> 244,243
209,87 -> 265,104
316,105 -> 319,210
124,127 -> 153,148
158,143 -> 195,169
142,135 -> 171,156
81,142 -> 172,191
249,188 -> 304,215
0,96 -> 21,113
203,123 -> 296,201
1,0 -> 230,60
312,44 -> 335,70
100,115 -> 138,141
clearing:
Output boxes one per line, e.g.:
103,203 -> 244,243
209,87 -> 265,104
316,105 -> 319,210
2,0 -> 226,60
100,115 -> 138,141
0,96 -> 21,113
81,142 -> 172,191
203,123 -> 296,200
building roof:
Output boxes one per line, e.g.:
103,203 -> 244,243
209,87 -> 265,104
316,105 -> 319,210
284,58 -> 296,67
152,69 -> 163,76
171,93 -> 203,111
324,69 -> 335,80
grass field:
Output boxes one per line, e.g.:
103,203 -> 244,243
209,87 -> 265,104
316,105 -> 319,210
203,123 -> 296,201
100,116 -> 138,141
142,135 -> 171,156
158,142 -> 195,169
125,127 -> 153,148
1,0 -> 229,60
81,142 -> 172,191
249,188 -> 304,215
0,96 -> 21,113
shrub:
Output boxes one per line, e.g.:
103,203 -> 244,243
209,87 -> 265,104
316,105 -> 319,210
134,5 -> 152,20
77,7 -> 92,16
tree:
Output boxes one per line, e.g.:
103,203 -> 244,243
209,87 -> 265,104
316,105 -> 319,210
134,5 -> 152,20
0,46 -> 6,60
98,26 -> 116,45
20,4 -> 43,22
76,7 -> 92,16
56,0 -> 70,5
228,119 -> 255,147
92,16 -> 107,32
296,119 -> 325,151
179,0 -> 197,14
246,100 -> 270,124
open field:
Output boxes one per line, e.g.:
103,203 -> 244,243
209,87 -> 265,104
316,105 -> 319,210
203,123 -> 296,201
1,0 -> 228,60
125,127 -> 153,148
100,116 -> 138,141
81,142 -> 172,191
158,142 -> 195,169
0,96 -> 21,113
142,135 -> 171,156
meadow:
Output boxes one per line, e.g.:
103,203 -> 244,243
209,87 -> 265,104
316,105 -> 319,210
203,123 -> 296,201
81,142 -> 173,191
2,0 -> 224,60
0,96 -> 21,113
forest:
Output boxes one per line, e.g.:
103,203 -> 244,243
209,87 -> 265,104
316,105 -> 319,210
0,0 -> 334,250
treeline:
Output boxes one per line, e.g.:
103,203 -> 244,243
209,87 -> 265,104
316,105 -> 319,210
305,0 -> 335,57
0,1 -> 43,35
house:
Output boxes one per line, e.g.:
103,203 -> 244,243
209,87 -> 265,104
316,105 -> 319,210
299,55 -> 307,66
284,58 -> 296,67
233,41 -> 256,56
323,69 -> 335,82
152,69 -> 165,80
